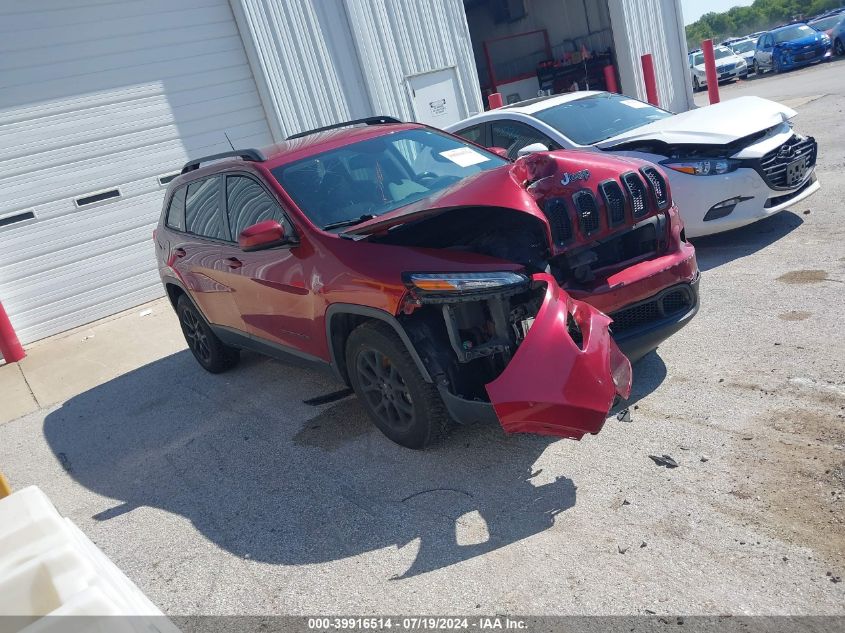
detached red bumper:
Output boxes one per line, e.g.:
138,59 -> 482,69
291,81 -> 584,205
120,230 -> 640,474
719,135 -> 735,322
485,273 -> 632,440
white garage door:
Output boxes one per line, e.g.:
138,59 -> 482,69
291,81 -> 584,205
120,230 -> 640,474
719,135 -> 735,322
0,0 -> 274,348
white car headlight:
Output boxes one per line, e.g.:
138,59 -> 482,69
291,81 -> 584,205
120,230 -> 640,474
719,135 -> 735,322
662,159 -> 741,176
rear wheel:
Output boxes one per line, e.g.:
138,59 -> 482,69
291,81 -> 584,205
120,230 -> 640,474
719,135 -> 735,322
693,76 -> 701,92
177,295 -> 239,373
346,322 -> 449,449
773,56 -> 782,73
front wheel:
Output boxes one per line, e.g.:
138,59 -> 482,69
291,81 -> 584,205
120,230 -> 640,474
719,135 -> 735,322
177,294 -> 239,373
346,322 -> 449,449
693,76 -> 701,92
835,38 -> 844,56
752,59 -> 760,75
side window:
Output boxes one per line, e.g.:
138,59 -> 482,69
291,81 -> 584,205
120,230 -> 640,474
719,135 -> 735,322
490,121 -> 558,159
165,186 -> 186,231
225,176 -> 288,239
455,125 -> 484,145
185,177 -> 226,240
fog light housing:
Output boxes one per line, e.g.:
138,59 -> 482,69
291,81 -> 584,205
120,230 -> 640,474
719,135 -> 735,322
703,196 -> 752,221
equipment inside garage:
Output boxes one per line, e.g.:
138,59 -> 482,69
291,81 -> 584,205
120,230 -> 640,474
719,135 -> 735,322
463,0 -> 693,112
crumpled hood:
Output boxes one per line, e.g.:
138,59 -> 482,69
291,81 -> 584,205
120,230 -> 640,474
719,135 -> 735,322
596,96 -> 797,148
779,33 -> 825,49
341,161 -> 544,237
341,150 -> 652,240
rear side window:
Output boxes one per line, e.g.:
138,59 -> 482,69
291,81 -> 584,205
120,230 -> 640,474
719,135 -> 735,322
491,120 -> 558,159
165,186 -> 186,231
225,176 -> 288,238
185,177 -> 226,240
455,125 -> 484,145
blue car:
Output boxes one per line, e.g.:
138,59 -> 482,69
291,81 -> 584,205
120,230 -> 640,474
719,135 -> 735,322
753,23 -> 832,73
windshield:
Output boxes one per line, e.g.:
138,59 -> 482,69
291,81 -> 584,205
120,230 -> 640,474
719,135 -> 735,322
810,14 -> 842,31
774,25 -> 815,42
731,40 -> 756,53
714,46 -> 736,59
532,93 -> 672,145
271,129 -> 507,230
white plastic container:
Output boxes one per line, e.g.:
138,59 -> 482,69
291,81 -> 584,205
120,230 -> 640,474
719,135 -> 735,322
0,486 -> 179,633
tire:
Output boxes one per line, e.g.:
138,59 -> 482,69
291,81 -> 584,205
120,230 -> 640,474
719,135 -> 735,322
752,59 -> 760,75
176,294 -> 239,374
693,76 -> 701,92
773,56 -> 781,74
345,321 -> 449,449
835,38 -> 844,57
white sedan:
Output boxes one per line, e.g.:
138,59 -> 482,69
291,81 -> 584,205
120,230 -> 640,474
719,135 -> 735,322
445,92 -> 820,237
688,46 -> 748,91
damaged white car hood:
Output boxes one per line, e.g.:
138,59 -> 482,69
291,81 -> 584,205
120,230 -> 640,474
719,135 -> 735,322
596,97 -> 797,148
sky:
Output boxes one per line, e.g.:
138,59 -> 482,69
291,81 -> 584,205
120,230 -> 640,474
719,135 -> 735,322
680,0 -> 755,24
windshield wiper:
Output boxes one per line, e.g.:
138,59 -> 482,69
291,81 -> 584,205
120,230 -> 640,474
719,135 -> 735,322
322,214 -> 376,231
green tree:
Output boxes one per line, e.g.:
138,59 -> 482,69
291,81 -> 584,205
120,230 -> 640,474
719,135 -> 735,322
685,0 -> 840,48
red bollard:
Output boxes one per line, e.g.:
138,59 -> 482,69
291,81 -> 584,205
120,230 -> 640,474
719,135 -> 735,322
0,301 -> 25,363
488,92 -> 504,109
603,64 -> 619,93
640,54 -> 659,106
702,39 -> 720,104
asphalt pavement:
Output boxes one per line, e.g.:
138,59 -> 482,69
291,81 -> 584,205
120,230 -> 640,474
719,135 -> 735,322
1,62 -> 843,616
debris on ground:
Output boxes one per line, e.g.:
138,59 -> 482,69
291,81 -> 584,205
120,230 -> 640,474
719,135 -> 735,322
700,455 -> 711,462
138,309 -> 152,317
618,545 -> 628,554
640,541 -> 647,548
621,499 -> 631,507
648,454 -> 679,468
617,408 -> 632,423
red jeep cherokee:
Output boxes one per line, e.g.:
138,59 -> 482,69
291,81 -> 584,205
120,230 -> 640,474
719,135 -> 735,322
155,117 -> 699,448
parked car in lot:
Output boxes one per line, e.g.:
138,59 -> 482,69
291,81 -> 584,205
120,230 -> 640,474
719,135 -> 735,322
753,23 -> 832,74
156,118 -> 700,448
821,13 -> 845,55
446,92 -> 820,237
728,38 -> 759,71
808,11 -> 845,37
688,46 -> 748,91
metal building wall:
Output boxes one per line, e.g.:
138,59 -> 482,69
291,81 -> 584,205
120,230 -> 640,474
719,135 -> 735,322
344,0 -> 484,122
232,0 -> 484,138
609,0 -> 694,113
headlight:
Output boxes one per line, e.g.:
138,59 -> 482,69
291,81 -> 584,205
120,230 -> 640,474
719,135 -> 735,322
404,272 -> 528,294
662,159 -> 741,176
822,34 -> 831,45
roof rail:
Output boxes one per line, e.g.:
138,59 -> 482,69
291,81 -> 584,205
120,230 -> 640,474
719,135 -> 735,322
181,149 -> 266,174
287,116 -> 402,141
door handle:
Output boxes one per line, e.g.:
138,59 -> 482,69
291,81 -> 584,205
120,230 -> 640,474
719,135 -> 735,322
173,248 -> 186,258
225,257 -> 243,269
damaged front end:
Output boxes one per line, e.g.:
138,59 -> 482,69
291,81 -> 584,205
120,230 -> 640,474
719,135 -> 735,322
397,271 -> 631,440
348,150 -> 695,440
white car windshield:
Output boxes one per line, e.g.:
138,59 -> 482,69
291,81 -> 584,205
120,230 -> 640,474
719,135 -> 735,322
272,129 -> 507,230
691,47 -> 734,66
731,40 -> 756,54
532,93 -> 672,145
774,25 -> 815,42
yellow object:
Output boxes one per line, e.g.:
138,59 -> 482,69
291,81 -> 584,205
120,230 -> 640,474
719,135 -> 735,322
0,472 -> 11,499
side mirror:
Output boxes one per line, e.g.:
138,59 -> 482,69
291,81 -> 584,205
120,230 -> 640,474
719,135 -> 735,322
238,219 -> 287,251
486,146 -> 510,159
517,142 -> 550,157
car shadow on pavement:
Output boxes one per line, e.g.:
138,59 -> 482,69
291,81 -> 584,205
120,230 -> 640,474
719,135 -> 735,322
691,210 -> 804,272
43,347 -> 665,579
